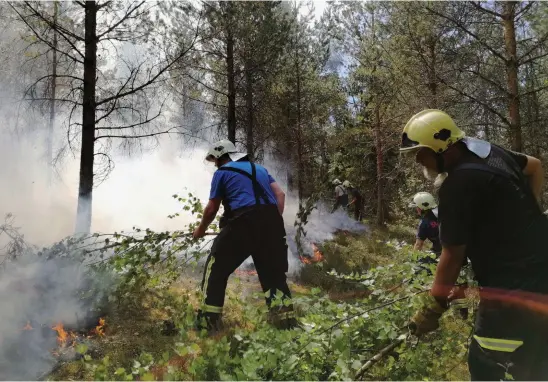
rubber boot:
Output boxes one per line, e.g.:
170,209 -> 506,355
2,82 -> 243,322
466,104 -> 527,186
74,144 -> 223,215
267,306 -> 301,330
161,319 -> 178,336
196,311 -> 223,334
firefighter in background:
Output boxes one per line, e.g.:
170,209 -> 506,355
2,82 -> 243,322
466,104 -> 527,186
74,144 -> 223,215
400,109 -> 548,380
409,191 -> 470,320
192,139 -> 297,331
343,180 -> 364,221
331,179 -> 348,213
409,192 -> 441,268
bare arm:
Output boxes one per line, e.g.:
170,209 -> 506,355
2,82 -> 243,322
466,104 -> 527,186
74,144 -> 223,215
431,245 -> 467,301
522,155 -> 544,205
414,239 -> 425,251
270,182 -> 285,215
197,198 -> 221,232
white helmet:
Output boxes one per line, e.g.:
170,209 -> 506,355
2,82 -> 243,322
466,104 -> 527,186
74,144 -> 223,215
409,192 -> 437,210
332,179 -> 342,185
342,180 -> 352,188
205,139 -> 248,162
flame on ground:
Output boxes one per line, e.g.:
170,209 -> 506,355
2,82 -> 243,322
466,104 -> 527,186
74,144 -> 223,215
300,243 -> 325,264
94,317 -> 106,336
51,323 -> 78,348
22,321 -> 33,331
52,323 -> 68,346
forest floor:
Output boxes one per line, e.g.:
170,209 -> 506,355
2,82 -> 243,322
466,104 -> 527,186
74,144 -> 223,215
49,224 -> 471,381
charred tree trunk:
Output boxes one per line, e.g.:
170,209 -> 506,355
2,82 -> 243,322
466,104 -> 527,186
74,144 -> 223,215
225,4 -> 236,144
244,58 -> 254,160
374,106 -> 385,227
47,0 -> 58,187
75,1 -> 97,234
503,1 -> 521,152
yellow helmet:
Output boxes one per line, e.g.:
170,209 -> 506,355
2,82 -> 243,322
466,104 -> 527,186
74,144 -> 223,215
400,109 -> 465,154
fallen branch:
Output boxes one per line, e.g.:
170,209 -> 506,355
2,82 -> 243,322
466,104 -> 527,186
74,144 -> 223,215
355,333 -> 407,380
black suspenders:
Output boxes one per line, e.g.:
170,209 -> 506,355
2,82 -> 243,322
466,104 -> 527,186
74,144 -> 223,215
217,162 -> 271,206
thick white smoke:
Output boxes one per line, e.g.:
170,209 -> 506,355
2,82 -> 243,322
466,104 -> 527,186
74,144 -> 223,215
0,246 -> 112,380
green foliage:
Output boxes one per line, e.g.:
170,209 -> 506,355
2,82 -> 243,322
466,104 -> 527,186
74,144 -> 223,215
294,195 -> 319,259
75,226 -> 473,381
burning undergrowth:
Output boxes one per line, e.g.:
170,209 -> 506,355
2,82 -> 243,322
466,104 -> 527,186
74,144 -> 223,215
233,200 -> 368,279
285,200 -> 367,272
0,224 -> 114,380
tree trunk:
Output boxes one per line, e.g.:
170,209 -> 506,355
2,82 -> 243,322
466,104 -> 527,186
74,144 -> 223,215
426,35 -> 438,109
528,62 -> 543,206
225,3 -> 236,144
47,0 -> 58,187
244,58 -> 254,160
374,106 -> 385,226
295,38 -> 304,201
502,1 -> 521,151
75,1 -> 97,234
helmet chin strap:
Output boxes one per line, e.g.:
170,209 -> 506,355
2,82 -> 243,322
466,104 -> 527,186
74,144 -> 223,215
436,154 -> 445,174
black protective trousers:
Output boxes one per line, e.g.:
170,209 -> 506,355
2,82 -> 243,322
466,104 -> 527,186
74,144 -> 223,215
468,299 -> 548,381
198,205 -> 293,327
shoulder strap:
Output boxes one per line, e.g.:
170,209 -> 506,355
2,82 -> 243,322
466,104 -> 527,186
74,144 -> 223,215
217,163 -> 270,205
452,162 -> 514,180
453,160 -> 542,217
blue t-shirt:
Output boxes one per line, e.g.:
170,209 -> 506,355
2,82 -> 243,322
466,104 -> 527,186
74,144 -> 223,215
209,161 -> 278,210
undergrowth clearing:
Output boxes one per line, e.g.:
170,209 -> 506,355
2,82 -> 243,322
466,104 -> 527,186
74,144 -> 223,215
49,224 -> 473,381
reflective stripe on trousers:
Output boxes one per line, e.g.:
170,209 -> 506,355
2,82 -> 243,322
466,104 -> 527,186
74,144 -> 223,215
473,335 -> 523,353
201,256 -> 223,314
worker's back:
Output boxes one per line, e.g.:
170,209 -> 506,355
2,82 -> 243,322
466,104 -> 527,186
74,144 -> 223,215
439,144 -> 548,293
210,160 -> 278,211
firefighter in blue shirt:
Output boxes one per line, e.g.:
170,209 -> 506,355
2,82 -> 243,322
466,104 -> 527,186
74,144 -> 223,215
192,139 -> 297,331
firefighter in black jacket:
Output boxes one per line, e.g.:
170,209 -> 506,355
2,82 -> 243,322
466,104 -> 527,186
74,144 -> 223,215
400,109 -> 548,380
193,139 -> 297,332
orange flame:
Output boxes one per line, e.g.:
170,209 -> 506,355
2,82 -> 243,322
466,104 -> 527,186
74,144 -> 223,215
52,323 -> 68,346
22,321 -> 33,331
94,317 -> 106,336
300,243 -> 325,264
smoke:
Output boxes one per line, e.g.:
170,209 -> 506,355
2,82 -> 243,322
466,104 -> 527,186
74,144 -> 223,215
0,243 -> 112,380
283,199 -> 367,275
0,129 -> 215,246
233,154 -> 368,278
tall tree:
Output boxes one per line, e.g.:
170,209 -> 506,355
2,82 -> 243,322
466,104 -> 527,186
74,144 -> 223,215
12,0 -> 201,233
426,1 -> 548,151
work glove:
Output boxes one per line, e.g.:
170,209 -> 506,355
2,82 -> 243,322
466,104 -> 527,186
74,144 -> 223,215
408,295 -> 448,336
448,284 -> 469,320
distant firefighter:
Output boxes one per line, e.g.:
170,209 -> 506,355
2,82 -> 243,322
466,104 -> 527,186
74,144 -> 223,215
343,180 -> 363,221
331,179 -> 348,213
